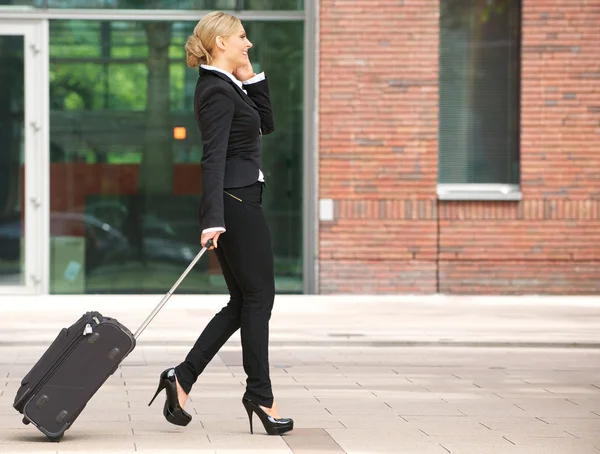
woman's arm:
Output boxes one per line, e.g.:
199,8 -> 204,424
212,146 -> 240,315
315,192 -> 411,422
196,86 -> 234,235
243,75 -> 274,135
234,63 -> 274,135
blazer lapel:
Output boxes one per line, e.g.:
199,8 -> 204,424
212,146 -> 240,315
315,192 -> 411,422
200,68 -> 259,111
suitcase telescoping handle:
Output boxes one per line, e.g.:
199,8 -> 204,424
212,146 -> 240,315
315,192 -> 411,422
133,238 -> 213,340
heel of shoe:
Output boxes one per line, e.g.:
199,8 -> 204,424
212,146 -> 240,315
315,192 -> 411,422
148,381 -> 166,407
245,405 -> 254,434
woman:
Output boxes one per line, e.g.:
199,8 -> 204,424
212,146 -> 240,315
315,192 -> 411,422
147,11 -> 293,436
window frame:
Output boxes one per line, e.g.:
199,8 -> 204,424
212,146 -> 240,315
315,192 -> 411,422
437,0 -> 522,202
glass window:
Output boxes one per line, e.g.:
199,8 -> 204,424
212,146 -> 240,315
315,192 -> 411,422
1,0 -> 304,10
0,1 -> 43,6
49,19 -> 304,294
438,0 -> 521,184
0,35 -> 25,286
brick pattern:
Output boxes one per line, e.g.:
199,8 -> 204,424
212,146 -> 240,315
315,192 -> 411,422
331,199 -> 600,221
320,219 -> 437,260
319,0 -> 439,201
440,200 -> 600,220
319,0 -> 439,293
319,260 -> 437,294
335,199 -> 438,220
520,1 -> 600,199
318,0 -> 600,294
440,220 -> 600,261
439,262 -> 600,295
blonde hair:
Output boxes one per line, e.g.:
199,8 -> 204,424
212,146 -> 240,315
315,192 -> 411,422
185,11 -> 241,68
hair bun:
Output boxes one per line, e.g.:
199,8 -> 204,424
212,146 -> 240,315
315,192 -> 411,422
185,35 -> 208,68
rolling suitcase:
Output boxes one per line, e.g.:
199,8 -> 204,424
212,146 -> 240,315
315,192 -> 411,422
13,240 -> 213,442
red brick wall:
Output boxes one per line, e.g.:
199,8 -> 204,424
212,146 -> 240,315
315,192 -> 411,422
318,0 -> 600,294
319,0 -> 439,293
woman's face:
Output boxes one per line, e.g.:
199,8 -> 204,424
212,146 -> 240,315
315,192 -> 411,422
221,24 -> 253,69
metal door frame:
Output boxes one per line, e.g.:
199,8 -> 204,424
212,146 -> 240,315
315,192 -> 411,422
0,19 -> 49,295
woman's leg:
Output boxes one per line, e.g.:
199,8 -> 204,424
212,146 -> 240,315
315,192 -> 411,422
217,183 -> 275,408
174,246 -> 243,395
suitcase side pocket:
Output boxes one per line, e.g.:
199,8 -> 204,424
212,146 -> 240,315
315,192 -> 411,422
23,322 -> 135,439
13,327 -> 69,413
13,312 -> 100,413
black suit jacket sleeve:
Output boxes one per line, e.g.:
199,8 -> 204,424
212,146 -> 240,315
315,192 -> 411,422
244,78 -> 275,135
197,87 -> 235,232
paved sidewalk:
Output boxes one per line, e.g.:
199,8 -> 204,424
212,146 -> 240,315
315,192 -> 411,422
0,295 -> 599,453
2,294 -> 600,347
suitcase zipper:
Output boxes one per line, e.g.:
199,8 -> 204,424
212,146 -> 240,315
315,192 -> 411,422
25,313 -> 103,409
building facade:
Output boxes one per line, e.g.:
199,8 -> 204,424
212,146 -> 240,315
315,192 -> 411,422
318,0 -> 600,294
0,0 -> 598,297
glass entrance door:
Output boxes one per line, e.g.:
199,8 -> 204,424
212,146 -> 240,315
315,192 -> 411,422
0,20 -> 48,294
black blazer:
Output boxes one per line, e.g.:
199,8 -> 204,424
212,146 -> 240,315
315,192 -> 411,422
194,67 -> 274,232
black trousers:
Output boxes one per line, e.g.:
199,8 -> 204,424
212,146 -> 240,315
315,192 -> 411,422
175,181 -> 275,407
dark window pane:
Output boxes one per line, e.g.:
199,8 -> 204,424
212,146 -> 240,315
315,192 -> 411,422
0,35 -> 25,286
438,0 -> 521,184
49,19 -> 303,294
42,0 -> 303,10
245,20 -> 304,292
242,0 -> 304,10
0,1 -> 45,6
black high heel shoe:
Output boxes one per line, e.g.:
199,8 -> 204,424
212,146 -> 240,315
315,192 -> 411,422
242,397 -> 294,435
148,368 -> 192,427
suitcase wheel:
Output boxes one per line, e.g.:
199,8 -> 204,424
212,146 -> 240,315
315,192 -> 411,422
48,435 -> 63,443
22,417 -> 30,425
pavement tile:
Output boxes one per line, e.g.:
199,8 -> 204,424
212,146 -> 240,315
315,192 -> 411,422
438,441 -> 594,454
508,398 -> 600,418
311,389 -> 381,399
195,417 -> 256,434
132,435 -> 211,451
204,433 -> 290,449
325,428 -> 448,453
0,428 -> 56,444
498,437 -> 600,453
403,416 -> 494,437
385,399 -> 466,416
0,448 -> 60,454
537,416 -> 600,439
477,417 -> 576,436
372,390 -> 479,400
336,415 -> 419,431
291,419 -> 346,429
214,451 -> 291,454
562,397 -> 600,411
282,428 -> 345,453
453,401 -> 533,417
436,445 -> 515,454
320,400 -> 397,416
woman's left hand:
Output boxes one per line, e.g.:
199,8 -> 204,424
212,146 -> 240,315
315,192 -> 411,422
233,62 -> 255,82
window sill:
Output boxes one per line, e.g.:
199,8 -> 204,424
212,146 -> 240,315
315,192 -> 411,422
437,184 -> 522,201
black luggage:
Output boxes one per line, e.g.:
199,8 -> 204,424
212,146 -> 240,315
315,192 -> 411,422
13,240 -> 213,442
13,312 -> 135,441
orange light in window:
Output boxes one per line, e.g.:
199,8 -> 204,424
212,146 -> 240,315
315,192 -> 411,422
173,127 -> 186,140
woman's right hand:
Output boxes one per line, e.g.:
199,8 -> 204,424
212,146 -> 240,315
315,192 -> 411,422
201,231 -> 221,250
